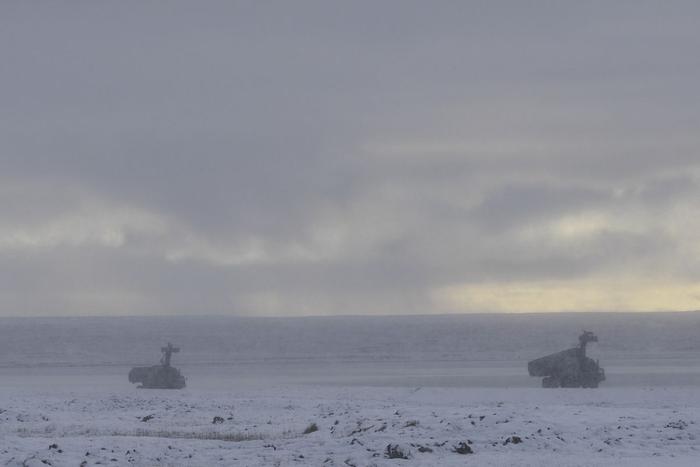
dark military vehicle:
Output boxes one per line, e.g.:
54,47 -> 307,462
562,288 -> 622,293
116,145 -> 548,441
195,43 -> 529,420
129,343 -> 186,389
528,331 -> 605,388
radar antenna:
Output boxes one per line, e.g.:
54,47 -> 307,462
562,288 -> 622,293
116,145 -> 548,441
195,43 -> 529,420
160,342 -> 180,367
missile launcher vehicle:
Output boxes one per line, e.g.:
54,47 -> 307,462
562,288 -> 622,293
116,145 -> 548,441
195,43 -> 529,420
528,331 -> 605,388
128,343 -> 186,389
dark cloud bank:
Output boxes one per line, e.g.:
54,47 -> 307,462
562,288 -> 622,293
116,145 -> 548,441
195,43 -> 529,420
2,1 -> 700,316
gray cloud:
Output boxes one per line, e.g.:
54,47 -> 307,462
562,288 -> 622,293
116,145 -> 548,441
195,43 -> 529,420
469,183 -> 609,231
2,1 -> 700,315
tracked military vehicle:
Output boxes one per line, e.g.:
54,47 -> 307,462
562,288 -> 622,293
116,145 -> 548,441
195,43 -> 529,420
129,343 -> 186,389
528,331 -> 605,388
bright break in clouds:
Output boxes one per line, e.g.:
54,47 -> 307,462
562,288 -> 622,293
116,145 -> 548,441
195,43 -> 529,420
2,1 -> 700,316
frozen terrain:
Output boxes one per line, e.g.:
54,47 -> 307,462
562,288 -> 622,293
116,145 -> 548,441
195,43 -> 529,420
1,313 -> 700,466
2,383 -> 699,466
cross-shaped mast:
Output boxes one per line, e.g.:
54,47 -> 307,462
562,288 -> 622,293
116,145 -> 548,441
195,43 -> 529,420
160,342 -> 180,367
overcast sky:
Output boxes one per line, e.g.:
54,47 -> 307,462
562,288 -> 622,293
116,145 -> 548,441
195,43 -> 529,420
2,1 -> 700,316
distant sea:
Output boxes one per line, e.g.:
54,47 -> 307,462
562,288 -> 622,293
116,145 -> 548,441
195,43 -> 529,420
1,312 -> 699,368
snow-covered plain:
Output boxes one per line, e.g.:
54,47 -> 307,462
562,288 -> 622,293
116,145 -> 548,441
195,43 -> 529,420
2,381 -> 699,466
1,313 -> 700,466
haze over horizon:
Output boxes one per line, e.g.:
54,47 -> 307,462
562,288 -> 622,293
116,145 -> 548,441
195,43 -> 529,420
2,1 -> 700,317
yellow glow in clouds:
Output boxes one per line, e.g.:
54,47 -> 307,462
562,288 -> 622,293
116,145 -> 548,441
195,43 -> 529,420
433,280 -> 700,313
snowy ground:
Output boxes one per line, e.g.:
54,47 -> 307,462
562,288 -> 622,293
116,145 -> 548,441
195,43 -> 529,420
2,314 -> 700,466
1,368 -> 699,466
